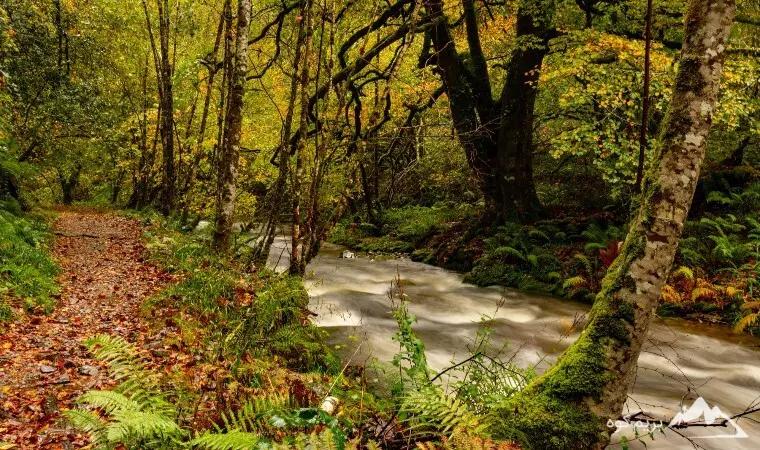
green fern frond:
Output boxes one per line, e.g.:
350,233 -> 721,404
746,217 -> 760,232
563,276 -> 587,290
104,409 -> 183,443
700,217 -> 724,235
572,253 -> 592,273
78,390 -> 142,414
401,386 -> 491,438
583,242 -> 605,254
526,254 -> 538,268
64,409 -> 104,433
678,247 -> 705,265
707,191 -> 733,205
490,246 -> 525,262
272,430 -> 348,450
192,431 -> 263,450
218,394 -> 292,433
528,230 -> 550,242
84,334 -> 148,382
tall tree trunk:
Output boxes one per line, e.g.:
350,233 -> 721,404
59,165 -> 82,206
180,2 -> 228,222
248,1 -> 308,267
494,5 -> 554,222
425,0 -> 549,223
157,0 -> 175,215
289,0 -> 314,275
505,0 -> 735,448
213,0 -> 251,251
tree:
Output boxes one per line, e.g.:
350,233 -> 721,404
503,0 -> 737,447
213,0 -> 252,251
142,0 -> 176,215
424,0 -> 556,223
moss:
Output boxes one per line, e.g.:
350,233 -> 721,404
497,336 -> 610,449
411,248 -> 435,264
500,392 -> 600,450
587,296 -> 635,343
501,233 -> 642,449
498,308 -> 626,449
355,236 -> 414,253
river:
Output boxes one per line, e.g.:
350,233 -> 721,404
260,232 -> 760,449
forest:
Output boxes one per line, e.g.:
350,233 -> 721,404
0,0 -> 759,448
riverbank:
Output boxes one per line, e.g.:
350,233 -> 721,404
329,170 -> 760,334
1,207 -> 528,449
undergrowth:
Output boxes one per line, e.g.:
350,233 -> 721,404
68,213 -> 527,448
0,201 -> 58,322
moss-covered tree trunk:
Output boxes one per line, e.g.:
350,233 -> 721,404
213,0 -> 251,251
504,0 -> 736,448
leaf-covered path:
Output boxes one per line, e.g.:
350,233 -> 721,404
0,210 -> 171,449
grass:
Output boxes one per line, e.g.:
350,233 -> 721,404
0,201 -> 59,322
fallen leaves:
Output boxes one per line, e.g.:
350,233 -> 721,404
0,211 -> 172,449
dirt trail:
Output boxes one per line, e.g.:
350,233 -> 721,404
0,210 -> 170,449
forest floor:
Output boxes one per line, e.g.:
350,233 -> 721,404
0,209 -> 173,449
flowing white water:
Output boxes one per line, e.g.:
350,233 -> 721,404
258,230 -> 760,449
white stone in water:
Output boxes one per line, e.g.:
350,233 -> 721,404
194,220 -> 211,232
341,250 -> 356,259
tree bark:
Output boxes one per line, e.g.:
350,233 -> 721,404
248,1 -> 308,267
180,1 -> 228,222
494,6 -> 553,222
157,0 -> 175,215
213,0 -> 251,251
59,165 -> 82,206
504,0 -> 736,448
289,0 -> 314,275
425,0 -> 551,223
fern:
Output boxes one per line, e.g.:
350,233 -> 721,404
102,409 -> 183,443
490,246 -> 526,262
77,390 -> 143,414
191,431 -> 263,450
66,335 -> 184,448
528,229 -> 550,242
217,394 -> 293,434
572,253 -> 593,274
661,285 -> 681,304
691,286 -> 718,302
672,266 -> 694,280
526,254 -> 538,268
735,313 -> 760,333
401,386 -> 492,438
272,430 -> 356,450
65,409 -> 105,433
563,276 -> 587,290
583,242 -> 606,253
742,301 -> 760,311
706,191 -> 734,206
